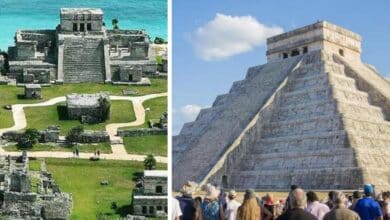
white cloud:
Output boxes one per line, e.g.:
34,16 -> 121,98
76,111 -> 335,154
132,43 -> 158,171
173,104 -> 204,135
192,13 -> 283,61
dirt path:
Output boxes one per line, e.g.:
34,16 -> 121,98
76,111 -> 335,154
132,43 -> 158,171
0,93 -> 168,163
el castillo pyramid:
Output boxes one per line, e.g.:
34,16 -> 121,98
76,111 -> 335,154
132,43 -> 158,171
173,21 -> 390,191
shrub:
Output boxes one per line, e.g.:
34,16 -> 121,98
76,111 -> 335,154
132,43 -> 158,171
154,37 -> 166,44
143,154 -> 156,170
66,125 -> 84,143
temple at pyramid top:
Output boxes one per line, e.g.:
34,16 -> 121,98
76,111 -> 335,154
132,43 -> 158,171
266,21 -> 362,62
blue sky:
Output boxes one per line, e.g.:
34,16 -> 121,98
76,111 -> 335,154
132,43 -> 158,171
173,0 -> 390,134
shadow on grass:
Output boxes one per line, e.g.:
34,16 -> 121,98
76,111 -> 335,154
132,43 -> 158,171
115,204 -> 132,217
132,172 -> 143,182
57,105 -> 68,120
17,94 -> 26,99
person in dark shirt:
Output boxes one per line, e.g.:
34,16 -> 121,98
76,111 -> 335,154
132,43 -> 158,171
176,182 -> 196,220
276,188 -> 316,220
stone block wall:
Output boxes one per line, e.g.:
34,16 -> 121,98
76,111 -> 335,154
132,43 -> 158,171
62,37 -> 106,82
132,197 -> 167,217
117,128 -> 167,137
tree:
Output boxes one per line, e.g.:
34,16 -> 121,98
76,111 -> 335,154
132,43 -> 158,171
17,128 -> 40,148
112,18 -> 119,30
154,37 -> 166,44
66,125 -> 84,143
144,154 -> 156,170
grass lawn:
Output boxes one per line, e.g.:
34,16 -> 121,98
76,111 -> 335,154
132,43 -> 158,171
123,135 -> 167,156
0,79 -> 166,129
45,158 -> 167,219
29,159 -> 41,171
3,142 -> 112,153
24,100 -> 136,135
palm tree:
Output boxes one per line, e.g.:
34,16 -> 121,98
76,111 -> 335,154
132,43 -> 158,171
144,154 -> 156,170
112,18 -> 119,30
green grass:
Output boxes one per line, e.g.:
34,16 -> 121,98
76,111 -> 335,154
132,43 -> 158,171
45,158 -> 167,219
123,135 -> 167,156
29,159 -> 41,171
0,79 -> 167,129
24,100 -> 136,135
4,142 -> 112,153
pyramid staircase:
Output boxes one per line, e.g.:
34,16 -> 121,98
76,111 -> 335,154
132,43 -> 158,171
63,37 -> 106,82
204,51 -> 390,190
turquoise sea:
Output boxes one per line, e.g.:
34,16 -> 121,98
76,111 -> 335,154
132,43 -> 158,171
0,0 -> 167,51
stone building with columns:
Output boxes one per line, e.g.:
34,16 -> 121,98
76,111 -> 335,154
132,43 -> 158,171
6,8 -> 156,84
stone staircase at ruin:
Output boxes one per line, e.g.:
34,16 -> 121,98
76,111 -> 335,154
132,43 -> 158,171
173,56 -> 303,189
63,37 -> 106,83
222,52 -> 390,190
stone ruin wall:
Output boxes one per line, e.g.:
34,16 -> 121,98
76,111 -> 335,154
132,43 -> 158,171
173,56 -> 302,190
267,21 -> 361,62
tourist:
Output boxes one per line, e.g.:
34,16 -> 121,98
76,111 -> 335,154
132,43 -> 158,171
380,191 -> 390,220
284,185 -> 299,211
97,150 -> 100,157
305,191 -> 330,220
259,194 -> 276,219
176,182 -> 195,220
75,148 -> 79,157
326,191 -> 336,209
350,191 -> 362,210
224,190 -> 240,220
194,196 -> 203,220
354,184 -> 383,220
201,184 -> 224,220
276,188 -> 317,220
173,197 -> 183,220
323,191 -> 360,220
237,189 -> 260,220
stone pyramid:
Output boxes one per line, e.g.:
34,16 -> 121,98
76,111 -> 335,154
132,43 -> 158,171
173,21 -> 390,191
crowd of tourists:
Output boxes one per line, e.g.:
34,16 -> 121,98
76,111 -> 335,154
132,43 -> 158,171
172,183 -> 390,220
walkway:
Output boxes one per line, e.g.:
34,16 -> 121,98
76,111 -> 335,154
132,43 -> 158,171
0,93 -> 168,163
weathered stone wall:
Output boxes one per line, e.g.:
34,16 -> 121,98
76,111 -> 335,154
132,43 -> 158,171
132,196 -> 167,217
16,42 -> 36,60
71,130 -> 110,143
267,21 -> 361,62
19,30 -> 56,51
143,176 -> 167,195
67,106 -> 102,121
173,55 -> 302,190
40,194 -> 73,220
194,50 -> 390,191
117,128 -> 167,137
62,37 -> 106,82
7,61 -> 56,80
60,9 -> 103,32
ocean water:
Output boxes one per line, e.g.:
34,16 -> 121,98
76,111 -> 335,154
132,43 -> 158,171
0,0 -> 167,51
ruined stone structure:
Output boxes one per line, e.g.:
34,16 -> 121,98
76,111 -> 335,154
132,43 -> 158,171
24,84 -> 42,99
0,153 -> 72,219
132,170 -> 167,217
66,92 -> 110,124
173,21 -> 390,191
6,8 -> 156,84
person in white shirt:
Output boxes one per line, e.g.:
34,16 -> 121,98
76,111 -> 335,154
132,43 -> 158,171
225,190 -> 241,220
172,197 -> 183,220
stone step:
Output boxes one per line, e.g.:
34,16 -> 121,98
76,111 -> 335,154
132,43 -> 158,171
332,87 -> 370,104
281,87 -> 333,105
337,100 -> 385,121
251,143 -> 347,154
238,148 -> 355,171
227,166 -> 363,190
262,114 -> 343,138
293,62 -> 345,78
271,100 -> 338,122
259,130 -> 348,149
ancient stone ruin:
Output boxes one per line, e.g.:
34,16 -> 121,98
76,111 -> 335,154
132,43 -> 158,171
5,8 -> 157,85
173,21 -> 390,191
66,92 -> 110,124
132,170 -> 167,217
24,84 -> 42,99
0,153 -> 72,219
